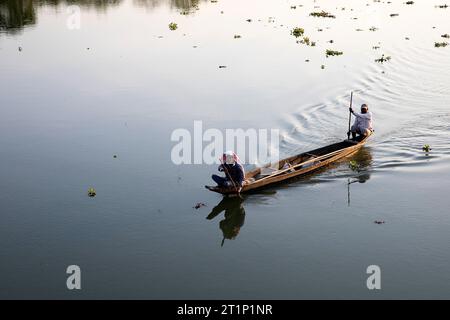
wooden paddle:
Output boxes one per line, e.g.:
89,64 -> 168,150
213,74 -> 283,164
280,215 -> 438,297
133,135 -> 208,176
347,92 -> 353,139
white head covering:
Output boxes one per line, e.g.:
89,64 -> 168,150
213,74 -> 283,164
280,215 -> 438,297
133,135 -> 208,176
223,151 -> 237,165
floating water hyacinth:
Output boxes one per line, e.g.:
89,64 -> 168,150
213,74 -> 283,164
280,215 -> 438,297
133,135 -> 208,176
422,144 -> 431,152
349,160 -> 359,171
435,42 -> 448,47
310,11 -> 336,18
168,22 -> 178,30
88,187 -> 96,197
326,49 -> 343,57
375,54 -> 391,63
291,27 -> 305,38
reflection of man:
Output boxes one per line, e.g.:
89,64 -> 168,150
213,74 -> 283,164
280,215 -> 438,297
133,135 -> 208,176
207,197 -> 245,246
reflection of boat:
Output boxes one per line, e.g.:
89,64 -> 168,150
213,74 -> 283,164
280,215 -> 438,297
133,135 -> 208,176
206,197 -> 245,246
206,133 -> 372,195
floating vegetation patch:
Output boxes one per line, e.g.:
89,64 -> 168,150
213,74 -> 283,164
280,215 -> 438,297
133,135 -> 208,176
168,22 -> 178,30
435,42 -> 448,47
291,27 -> 305,38
300,37 -> 310,45
310,11 -> 336,18
193,202 -> 206,209
326,49 -> 343,57
375,54 -> 391,63
422,144 -> 432,152
349,160 -> 359,171
299,36 -> 316,46
88,187 -> 96,197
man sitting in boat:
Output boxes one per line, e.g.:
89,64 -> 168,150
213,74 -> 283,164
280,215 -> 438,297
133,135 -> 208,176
349,104 -> 373,140
212,151 -> 245,192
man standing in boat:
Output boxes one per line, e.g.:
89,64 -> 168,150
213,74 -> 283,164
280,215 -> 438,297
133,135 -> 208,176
212,151 -> 245,192
349,104 -> 373,140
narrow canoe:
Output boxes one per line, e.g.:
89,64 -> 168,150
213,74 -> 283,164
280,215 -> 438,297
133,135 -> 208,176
205,133 -> 372,195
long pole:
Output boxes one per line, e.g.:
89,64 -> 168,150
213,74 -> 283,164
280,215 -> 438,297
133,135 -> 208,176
347,92 -> 353,139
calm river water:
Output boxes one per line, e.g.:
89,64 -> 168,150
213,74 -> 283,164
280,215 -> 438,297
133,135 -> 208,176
1,0 -> 450,299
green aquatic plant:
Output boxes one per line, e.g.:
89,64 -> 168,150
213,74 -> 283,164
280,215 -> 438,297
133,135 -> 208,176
435,42 -> 449,47
375,54 -> 391,63
168,22 -> 178,30
291,27 -> 305,38
88,187 -> 96,197
326,49 -> 343,57
302,37 -> 310,45
310,11 -> 336,18
422,144 -> 431,152
349,160 -> 359,171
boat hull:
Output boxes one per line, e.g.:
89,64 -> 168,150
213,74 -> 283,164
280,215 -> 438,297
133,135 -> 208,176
205,134 -> 371,195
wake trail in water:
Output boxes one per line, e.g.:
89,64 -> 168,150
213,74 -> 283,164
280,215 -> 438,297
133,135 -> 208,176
278,25 -> 450,175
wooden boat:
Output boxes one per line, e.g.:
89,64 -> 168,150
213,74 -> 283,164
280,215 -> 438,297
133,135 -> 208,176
205,133 -> 372,195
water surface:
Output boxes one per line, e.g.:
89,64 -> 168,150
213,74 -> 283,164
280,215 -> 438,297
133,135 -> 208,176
1,0 -> 450,299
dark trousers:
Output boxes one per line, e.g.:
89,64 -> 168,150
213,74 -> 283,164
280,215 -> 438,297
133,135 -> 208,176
212,174 -> 229,187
